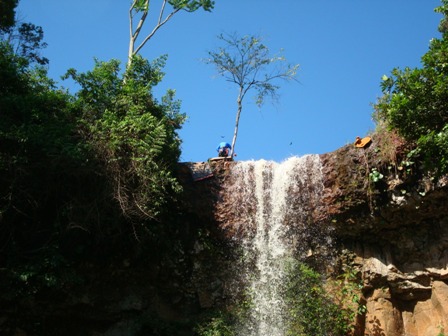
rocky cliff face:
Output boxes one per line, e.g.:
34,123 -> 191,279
182,137 -> 448,335
315,141 -> 448,335
3,139 -> 448,336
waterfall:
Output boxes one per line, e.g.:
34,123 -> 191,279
222,155 -> 326,336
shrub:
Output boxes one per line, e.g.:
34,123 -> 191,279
283,260 -> 358,336
373,1 -> 448,176
65,55 -> 186,224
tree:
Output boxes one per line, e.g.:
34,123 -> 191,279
1,0 -> 49,66
374,0 -> 448,175
127,0 -> 214,68
0,30 -> 93,258
0,0 -> 18,31
1,22 -> 49,65
204,33 -> 299,157
437,0 -> 448,33
65,55 -> 186,223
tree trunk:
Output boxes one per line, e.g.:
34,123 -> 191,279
230,88 -> 243,157
128,37 -> 135,68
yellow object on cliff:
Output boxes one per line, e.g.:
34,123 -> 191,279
354,136 -> 372,148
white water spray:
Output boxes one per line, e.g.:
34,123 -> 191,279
226,155 -> 325,336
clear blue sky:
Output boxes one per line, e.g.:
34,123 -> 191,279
18,0 -> 442,162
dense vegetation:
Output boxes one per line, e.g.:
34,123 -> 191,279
0,1 -> 209,334
195,260 -> 362,336
0,0 -> 185,296
64,55 -> 185,222
374,0 -> 448,176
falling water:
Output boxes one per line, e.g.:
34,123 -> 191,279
223,155 -> 326,336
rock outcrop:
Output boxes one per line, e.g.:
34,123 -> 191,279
182,137 -> 448,335
318,140 -> 448,335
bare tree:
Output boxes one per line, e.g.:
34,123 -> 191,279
204,33 -> 299,157
128,0 -> 214,68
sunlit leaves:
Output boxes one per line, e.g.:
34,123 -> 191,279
374,3 -> 448,175
284,260 -> 355,335
168,0 -> 214,12
133,0 -> 148,12
125,54 -> 167,87
435,0 -> 448,33
68,56 -> 184,220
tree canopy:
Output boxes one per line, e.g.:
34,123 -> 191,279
64,55 -> 185,221
1,6 -> 187,253
0,0 -> 18,30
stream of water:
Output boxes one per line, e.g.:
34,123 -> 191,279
226,155 -> 325,336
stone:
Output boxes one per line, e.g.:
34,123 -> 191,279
431,280 -> 448,322
365,289 -> 403,336
402,292 -> 446,336
426,267 -> 448,280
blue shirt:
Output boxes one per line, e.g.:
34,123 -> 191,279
217,142 -> 231,151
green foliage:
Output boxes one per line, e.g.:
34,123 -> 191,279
0,11 -> 189,333
168,0 -> 215,12
195,313 -> 234,336
1,22 -> 49,65
0,39 -> 83,184
133,0 -> 214,13
194,288 -> 252,336
416,124 -> 448,173
436,0 -> 448,33
1,13 -> 185,262
369,168 -> 384,183
0,31 -> 101,265
283,260 -> 357,336
0,35 -> 110,307
195,260 -> 362,336
374,2 -> 448,176
65,55 -> 185,221
6,246 -> 81,299
0,0 -> 18,30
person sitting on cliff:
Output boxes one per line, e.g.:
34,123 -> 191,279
216,142 -> 231,157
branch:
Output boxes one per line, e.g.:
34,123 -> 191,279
129,0 -> 139,34
129,0 -> 148,63
129,1 -> 136,41
132,7 -> 148,43
134,1 -> 181,56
